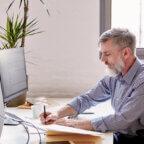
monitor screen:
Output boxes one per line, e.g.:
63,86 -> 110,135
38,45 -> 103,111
0,47 -> 28,103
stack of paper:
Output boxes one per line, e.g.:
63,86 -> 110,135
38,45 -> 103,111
45,124 -> 104,137
44,124 -> 104,144
21,117 -> 111,144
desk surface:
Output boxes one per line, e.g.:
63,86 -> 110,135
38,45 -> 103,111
0,98 -> 113,144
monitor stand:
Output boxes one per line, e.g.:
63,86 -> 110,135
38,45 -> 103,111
4,115 -> 19,126
6,93 -> 27,107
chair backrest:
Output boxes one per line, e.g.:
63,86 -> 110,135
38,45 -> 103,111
0,81 -> 4,137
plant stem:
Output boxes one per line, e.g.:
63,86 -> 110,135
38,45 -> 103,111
21,0 -> 29,47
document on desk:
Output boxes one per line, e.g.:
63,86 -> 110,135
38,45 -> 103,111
38,124 -> 105,138
43,124 -> 106,143
22,118 -> 112,143
24,117 -> 105,138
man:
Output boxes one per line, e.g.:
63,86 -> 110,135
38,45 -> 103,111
40,28 -> 144,144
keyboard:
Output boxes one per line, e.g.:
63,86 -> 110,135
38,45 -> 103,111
4,112 -> 23,126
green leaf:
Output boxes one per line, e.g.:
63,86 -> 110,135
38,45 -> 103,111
6,0 -> 15,13
0,14 -> 42,49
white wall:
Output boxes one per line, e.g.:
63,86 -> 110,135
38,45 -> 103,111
0,0 -> 105,98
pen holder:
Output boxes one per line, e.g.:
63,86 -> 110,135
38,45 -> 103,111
31,102 -> 47,119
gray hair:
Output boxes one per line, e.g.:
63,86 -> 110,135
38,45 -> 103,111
99,28 -> 136,53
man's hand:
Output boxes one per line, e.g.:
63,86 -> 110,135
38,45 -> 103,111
40,112 -> 59,125
39,105 -> 78,125
54,117 -> 93,131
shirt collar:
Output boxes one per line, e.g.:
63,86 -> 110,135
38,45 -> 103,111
117,59 -> 141,84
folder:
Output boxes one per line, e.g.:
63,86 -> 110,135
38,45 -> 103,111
44,124 -> 104,144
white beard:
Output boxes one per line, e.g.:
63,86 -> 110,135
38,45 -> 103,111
105,67 -> 117,77
105,57 -> 125,76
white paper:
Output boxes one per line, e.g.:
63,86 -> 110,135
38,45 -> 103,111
22,117 -> 105,138
44,124 -> 105,138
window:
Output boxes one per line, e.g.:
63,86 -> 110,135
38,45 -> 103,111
109,0 -> 144,59
112,0 -> 144,48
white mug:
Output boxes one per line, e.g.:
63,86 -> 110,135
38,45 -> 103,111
31,103 -> 47,119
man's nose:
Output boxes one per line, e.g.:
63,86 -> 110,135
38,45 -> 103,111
100,54 -> 107,62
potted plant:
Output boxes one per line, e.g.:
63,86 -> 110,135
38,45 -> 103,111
0,14 -> 42,106
0,0 -> 49,106
6,0 -> 50,48
0,15 -> 41,49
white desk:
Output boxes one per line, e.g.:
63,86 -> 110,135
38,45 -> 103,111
0,98 -> 113,144
1,108 -> 42,144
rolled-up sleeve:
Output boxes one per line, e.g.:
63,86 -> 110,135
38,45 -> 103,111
68,76 -> 112,114
91,117 -> 108,132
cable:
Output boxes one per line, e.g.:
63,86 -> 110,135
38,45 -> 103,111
24,121 -> 42,143
0,113 -> 46,144
1,113 -> 30,144
20,122 -> 30,144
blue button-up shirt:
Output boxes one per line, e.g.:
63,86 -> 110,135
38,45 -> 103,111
68,59 -> 144,135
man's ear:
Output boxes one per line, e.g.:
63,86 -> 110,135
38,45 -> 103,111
122,47 -> 132,59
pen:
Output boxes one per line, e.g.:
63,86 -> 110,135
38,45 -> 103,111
43,105 -> 47,124
81,112 -> 94,114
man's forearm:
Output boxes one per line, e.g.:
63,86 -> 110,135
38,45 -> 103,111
57,105 -> 77,118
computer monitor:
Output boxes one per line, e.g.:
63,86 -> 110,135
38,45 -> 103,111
0,47 -> 28,104
0,81 -> 4,137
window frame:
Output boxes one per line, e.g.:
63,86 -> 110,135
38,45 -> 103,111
100,0 -> 111,35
